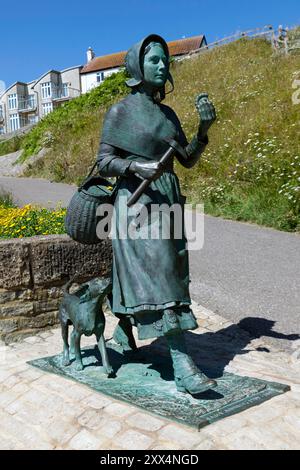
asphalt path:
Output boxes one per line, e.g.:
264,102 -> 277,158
187,212 -> 300,351
1,176 -> 299,351
0,176 -> 76,208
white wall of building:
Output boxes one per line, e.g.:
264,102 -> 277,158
81,67 -> 120,94
60,66 -> 82,94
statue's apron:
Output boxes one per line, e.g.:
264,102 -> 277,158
101,92 -> 198,339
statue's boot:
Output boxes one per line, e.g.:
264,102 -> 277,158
105,293 -> 137,353
166,331 -> 217,395
112,316 -> 137,352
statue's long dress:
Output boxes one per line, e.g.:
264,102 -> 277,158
97,92 -> 199,340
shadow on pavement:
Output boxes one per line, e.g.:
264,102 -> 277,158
140,317 -> 300,380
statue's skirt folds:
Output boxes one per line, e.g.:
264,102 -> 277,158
108,169 -> 198,340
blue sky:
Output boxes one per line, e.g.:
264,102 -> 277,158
1,0 -> 299,89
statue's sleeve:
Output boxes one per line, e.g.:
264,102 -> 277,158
164,106 -> 188,149
184,134 -> 208,167
97,143 -> 133,177
166,106 -> 209,168
96,105 -> 133,177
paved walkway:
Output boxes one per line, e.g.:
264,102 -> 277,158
1,301 -> 300,450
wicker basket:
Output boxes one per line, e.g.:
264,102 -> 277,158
65,166 -> 120,244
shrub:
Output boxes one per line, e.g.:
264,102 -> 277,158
0,136 -> 24,156
0,203 -> 67,239
0,189 -> 16,208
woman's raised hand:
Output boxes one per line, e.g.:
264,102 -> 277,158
129,161 -> 164,180
195,93 -> 216,140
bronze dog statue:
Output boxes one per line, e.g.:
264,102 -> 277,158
59,276 -> 114,376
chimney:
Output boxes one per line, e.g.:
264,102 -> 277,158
87,47 -> 95,63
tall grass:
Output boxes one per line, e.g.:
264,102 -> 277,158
0,136 -> 24,157
169,36 -> 300,231
23,34 -> 300,231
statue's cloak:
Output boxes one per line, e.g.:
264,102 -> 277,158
100,92 -> 188,160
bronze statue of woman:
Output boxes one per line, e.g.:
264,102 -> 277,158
97,34 -> 216,395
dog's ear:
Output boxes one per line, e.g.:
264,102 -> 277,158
77,285 -> 89,301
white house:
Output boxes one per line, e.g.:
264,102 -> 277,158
80,34 -> 207,93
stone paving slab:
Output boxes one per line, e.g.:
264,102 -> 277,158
0,300 -> 300,450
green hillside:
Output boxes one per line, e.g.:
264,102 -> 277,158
17,32 -> 300,231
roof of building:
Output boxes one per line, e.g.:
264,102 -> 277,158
31,69 -> 60,88
0,81 -> 28,99
60,65 -> 83,73
168,34 -> 206,56
81,34 -> 206,74
81,51 -> 126,74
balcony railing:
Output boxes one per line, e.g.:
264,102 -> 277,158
52,86 -> 68,100
51,86 -> 80,101
18,98 -> 36,112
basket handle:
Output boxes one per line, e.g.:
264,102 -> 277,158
78,161 -> 99,190
78,160 -> 123,192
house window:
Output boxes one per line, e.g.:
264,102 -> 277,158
96,72 -> 104,83
0,127 -> 5,134
28,95 -> 35,108
41,82 -> 52,99
8,93 -> 18,110
0,104 -> 3,118
20,115 -> 28,127
9,113 -> 20,131
62,83 -> 69,97
28,115 -> 38,124
42,102 -> 53,115
18,95 -> 26,110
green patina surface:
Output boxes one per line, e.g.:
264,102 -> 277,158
28,344 -> 289,429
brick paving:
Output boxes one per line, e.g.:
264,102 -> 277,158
0,301 -> 300,450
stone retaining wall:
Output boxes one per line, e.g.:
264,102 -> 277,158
0,235 -> 112,343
